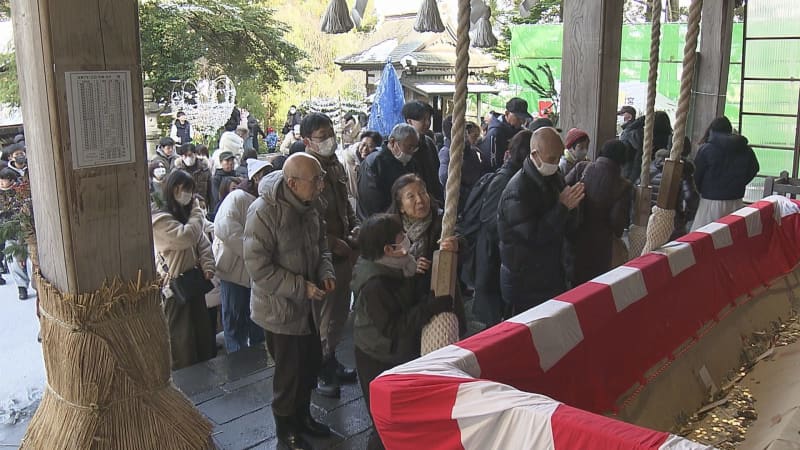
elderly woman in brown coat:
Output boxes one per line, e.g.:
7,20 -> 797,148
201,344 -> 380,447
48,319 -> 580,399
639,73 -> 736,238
566,139 -> 633,285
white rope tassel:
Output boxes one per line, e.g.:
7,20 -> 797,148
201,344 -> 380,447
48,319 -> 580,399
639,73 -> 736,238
642,206 -> 676,255
321,0 -> 354,34
414,0 -> 446,33
421,312 -> 460,355
628,223 -> 647,258
472,16 -> 497,48
420,0 -> 470,355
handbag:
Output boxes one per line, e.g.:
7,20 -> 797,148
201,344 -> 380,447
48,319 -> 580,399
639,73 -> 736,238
157,246 -> 214,306
170,267 -> 214,306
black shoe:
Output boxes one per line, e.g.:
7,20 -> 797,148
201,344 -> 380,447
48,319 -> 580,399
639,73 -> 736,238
315,376 -> 341,398
295,409 -> 331,438
0,276 -> 6,285
315,356 -> 341,398
18,287 -> 28,300
335,359 -> 357,384
274,414 -> 312,450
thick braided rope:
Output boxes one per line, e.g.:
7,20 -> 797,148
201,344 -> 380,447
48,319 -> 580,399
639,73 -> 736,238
643,0 -> 702,255
421,0 -> 470,355
640,0 -> 662,187
441,0 -> 470,239
670,0 -> 703,161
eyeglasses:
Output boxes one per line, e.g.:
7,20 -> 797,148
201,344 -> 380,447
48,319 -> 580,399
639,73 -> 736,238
291,170 -> 327,186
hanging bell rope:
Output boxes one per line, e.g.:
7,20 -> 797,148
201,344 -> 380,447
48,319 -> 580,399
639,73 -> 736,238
628,0 -> 662,258
421,0 -> 470,355
519,0 -> 539,18
414,0 -> 446,33
472,9 -> 498,48
642,0 -> 703,255
350,0 -> 369,28
321,0 -> 354,34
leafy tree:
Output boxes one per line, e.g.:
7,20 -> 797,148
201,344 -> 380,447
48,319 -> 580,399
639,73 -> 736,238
0,50 -> 18,106
519,63 -> 559,125
138,0 -> 306,103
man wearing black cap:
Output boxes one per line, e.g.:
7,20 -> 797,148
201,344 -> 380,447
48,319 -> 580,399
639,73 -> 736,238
617,105 -> 636,127
479,97 -> 532,171
618,105 -> 645,183
211,151 -> 239,216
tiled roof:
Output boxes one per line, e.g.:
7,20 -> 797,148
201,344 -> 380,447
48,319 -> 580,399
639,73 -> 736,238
335,15 -> 495,71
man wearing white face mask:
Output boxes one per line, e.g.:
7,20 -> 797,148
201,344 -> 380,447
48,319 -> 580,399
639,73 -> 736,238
301,113 -> 360,397
498,127 -> 584,316
356,123 -> 420,221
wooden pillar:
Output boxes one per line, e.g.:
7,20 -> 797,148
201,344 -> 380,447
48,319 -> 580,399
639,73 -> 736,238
560,0 -> 624,159
11,0 -> 155,293
11,1 -> 212,447
689,0 -> 735,151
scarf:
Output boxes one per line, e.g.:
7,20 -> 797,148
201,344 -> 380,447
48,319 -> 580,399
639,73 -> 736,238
376,255 -> 418,278
403,211 -> 433,259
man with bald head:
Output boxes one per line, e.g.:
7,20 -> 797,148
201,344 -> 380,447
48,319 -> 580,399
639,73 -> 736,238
497,127 -> 584,315
244,152 -> 336,449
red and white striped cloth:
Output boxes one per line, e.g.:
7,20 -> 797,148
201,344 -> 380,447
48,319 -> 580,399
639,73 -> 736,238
371,196 -> 800,449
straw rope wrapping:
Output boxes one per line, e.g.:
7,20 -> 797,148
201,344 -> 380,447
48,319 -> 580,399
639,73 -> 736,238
21,274 -> 213,450
642,0 -> 703,255
420,0 -> 471,355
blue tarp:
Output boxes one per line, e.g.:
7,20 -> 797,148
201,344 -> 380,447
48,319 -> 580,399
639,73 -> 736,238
368,63 -> 405,138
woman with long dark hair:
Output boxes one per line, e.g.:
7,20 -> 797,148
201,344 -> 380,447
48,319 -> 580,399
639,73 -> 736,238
152,170 -> 216,369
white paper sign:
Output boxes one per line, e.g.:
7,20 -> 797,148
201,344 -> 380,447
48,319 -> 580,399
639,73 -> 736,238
65,71 -> 136,169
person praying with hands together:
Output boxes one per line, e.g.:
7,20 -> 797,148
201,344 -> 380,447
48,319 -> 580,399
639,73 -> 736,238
498,127 -> 584,316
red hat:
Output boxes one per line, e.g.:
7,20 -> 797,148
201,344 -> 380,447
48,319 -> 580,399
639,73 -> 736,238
564,128 -> 589,149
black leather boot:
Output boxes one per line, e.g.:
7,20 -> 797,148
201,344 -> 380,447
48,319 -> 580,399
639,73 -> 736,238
315,356 -> 340,398
295,407 -> 331,438
274,413 -> 312,450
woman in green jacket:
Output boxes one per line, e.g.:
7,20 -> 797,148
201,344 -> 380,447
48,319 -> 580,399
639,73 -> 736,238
351,214 -> 453,449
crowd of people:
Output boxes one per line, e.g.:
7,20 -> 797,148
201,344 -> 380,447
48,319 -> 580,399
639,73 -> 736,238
0,134 -> 34,301
148,99 -> 759,450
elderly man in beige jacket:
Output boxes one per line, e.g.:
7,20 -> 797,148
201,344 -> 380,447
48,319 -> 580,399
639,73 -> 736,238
244,153 -> 335,450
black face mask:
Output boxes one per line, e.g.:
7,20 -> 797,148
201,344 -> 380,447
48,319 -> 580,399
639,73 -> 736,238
14,156 -> 26,166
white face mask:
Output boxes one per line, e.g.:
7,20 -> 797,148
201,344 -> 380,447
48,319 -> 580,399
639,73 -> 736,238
153,167 -> 166,180
571,148 -> 588,161
393,142 -> 416,165
182,155 -> 196,166
313,137 -> 337,157
175,191 -> 193,206
395,152 -> 413,165
533,153 -> 559,177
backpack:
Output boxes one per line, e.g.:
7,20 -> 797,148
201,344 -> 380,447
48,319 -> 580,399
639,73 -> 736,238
456,170 -> 498,286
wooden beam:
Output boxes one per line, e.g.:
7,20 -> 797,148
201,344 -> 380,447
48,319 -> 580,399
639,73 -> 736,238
560,0 -> 624,159
689,0 -> 735,152
12,0 -> 155,294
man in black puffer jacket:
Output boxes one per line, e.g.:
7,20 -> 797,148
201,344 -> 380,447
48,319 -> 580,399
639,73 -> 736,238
498,127 -> 583,315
